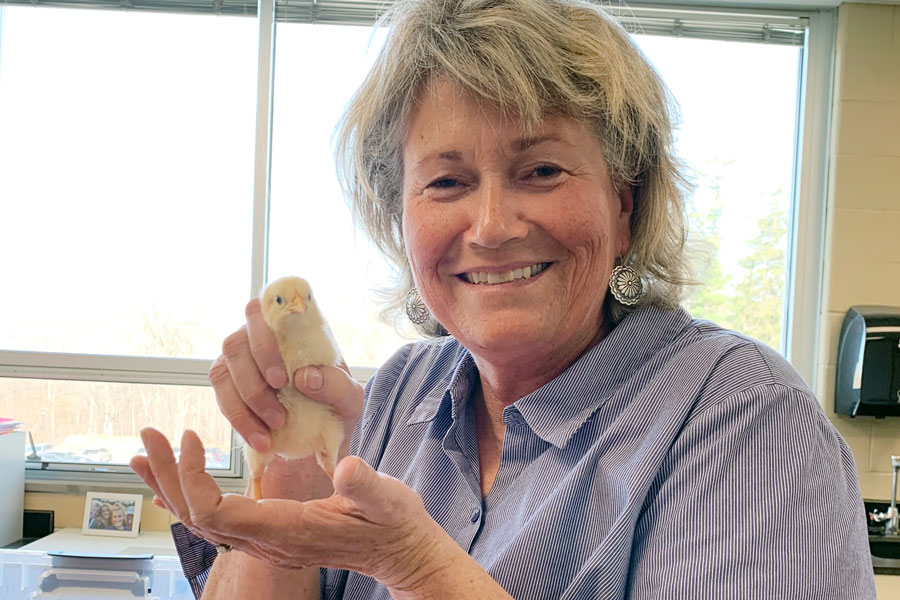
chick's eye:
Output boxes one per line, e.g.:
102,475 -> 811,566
307,292 -> 312,301
275,296 -> 283,305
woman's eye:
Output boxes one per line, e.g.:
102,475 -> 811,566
429,177 -> 459,189
530,165 -> 562,179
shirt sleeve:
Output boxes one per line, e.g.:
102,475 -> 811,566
170,522 -> 218,600
620,383 -> 876,599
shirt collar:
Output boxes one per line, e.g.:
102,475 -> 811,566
406,348 -> 477,425
405,305 -> 692,447
513,305 -> 692,447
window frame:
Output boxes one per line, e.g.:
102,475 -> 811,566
0,0 -> 834,492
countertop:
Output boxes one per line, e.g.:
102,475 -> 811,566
7,527 -> 177,556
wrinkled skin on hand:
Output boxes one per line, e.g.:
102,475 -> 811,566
131,428 -> 443,588
129,297 -> 450,591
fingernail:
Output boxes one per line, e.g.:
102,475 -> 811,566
265,366 -> 287,388
248,433 -> 270,452
302,366 -> 323,391
263,408 -> 285,429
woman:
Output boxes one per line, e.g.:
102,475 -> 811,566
131,0 -> 875,598
89,502 -> 111,529
107,503 -> 127,531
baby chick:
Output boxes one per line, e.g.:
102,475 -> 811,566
246,276 -> 345,501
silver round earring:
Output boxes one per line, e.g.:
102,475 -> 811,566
405,288 -> 430,324
609,262 -> 643,306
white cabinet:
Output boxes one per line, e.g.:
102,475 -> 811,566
0,431 -> 25,547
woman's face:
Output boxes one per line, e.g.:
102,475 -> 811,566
402,80 -> 632,367
112,509 -> 125,529
100,505 -> 110,518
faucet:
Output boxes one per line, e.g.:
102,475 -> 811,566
886,456 -> 900,536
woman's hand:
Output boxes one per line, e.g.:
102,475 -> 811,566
205,296 -> 363,499
131,428 -> 449,591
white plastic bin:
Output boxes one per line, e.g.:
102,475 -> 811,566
0,549 -> 194,600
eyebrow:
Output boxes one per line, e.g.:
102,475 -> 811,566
417,150 -> 463,166
511,135 -> 565,152
414,135 -> 567,168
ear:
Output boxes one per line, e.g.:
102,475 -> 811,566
615,183 -> 634,256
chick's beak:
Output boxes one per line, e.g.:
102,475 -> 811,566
288,293 -> 307,314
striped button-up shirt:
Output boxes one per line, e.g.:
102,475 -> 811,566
173,305 -> 875,599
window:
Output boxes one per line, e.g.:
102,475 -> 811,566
0,0 -> 832,486
267,23 -> 412,369
633,34 -> 801,352
0,5 -> 258,483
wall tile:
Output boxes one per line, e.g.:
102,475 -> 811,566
894,5 -> 900,49
827,0 -> 900,511
838,3 -> 895,50
830,207 -> 887,263
884,210 -> 900,261
870,421 -> 900,472
837,101 -> 889,155
860,470 -> 894,501
888,104 -> 900,157
874,576 -> 900,599
25,492 -> 172,531
818,310 -> 847,367
827,258 -> 900,313
839,46 -> 900,102
832,154 -> 900,210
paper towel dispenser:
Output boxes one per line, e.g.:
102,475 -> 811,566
835,305 -> 900,417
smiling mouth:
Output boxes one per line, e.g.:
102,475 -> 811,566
460,262 -> 551,285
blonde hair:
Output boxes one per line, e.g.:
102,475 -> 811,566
109,503 -> 126,528
335,0 -> 692,335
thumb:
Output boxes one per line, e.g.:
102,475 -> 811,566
333,456 -> 412,523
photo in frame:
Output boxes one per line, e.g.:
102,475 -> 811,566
82,491 -> 143,538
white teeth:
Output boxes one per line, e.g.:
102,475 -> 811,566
463,263 -> 548,285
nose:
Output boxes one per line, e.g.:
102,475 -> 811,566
465,178 -> 528,249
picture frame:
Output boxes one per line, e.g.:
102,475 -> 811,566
82,492 -> 143,538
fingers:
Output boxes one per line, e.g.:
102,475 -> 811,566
178,430 -> 231,527
177,431 -> 284,548
294,365 -> 365,423
245,298 -> 287,388
141,428 -> 193,521
130,455 -> 171,512
141,428 -> 246,548
332,456 -> 415,524
220,324 -> 285,432
209,356 -> 273,452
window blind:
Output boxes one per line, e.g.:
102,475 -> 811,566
0,0 -> 256,16
1,0 -> 809,46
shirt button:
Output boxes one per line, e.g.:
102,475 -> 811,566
471,509 -> 481,523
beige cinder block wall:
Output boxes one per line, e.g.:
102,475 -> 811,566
24,491 -> 176,532
819,2 -> 900,501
